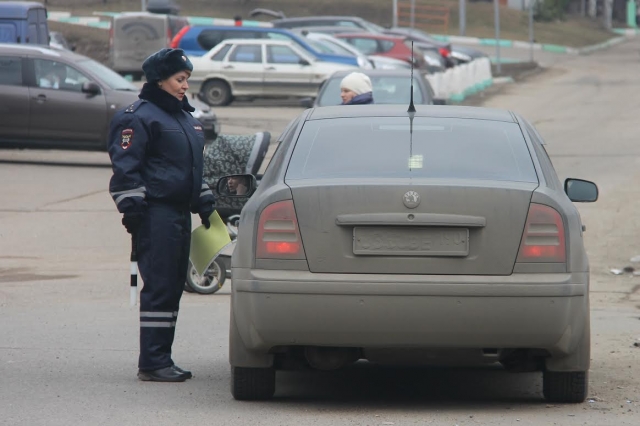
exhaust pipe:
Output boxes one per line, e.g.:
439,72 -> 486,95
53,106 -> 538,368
304,346 -> 361,371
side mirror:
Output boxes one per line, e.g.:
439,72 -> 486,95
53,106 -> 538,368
564,178 -> 598,202
81,81 -> 101,96
299,58 -> 311,66
299,97 -> 313,108
216,174 -> 257,198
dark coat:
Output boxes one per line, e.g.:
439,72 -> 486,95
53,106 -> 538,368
108,83 -> 215,215
343,91 -> 374,105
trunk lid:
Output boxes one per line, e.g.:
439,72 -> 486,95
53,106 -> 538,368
290,180 -> 535,275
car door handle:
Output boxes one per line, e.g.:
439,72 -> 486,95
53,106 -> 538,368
31,94 -> 47,102
264,66 -> 276,71
222,65 -> 234,69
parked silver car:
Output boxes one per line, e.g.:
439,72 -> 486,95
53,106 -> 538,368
224,105 -> 597,403
189,39 -> 357,106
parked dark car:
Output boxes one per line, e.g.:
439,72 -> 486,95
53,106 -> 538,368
0,43 -> 219,151
271,15 -> 387,34
305,69 -> 441,108
170,25 -> 359,66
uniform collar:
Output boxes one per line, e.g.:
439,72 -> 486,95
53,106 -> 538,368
139,82 -> 195,113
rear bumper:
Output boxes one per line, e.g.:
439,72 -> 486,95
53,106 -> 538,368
231,269 -> 589,354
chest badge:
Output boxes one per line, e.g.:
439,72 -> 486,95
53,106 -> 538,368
403,191 -> 420,209
194,125 -> 203,131
120,128 -> 133,150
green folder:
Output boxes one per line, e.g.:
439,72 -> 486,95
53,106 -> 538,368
189,211 -> 232,275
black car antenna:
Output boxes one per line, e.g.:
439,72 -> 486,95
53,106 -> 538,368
407,40 -> 416,113
408,41 -> 416,171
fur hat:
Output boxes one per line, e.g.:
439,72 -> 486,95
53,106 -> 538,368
142,48 -> 193,83
340,72 -> 373,95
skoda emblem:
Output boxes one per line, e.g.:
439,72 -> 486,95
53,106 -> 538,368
403,191 -> 420,209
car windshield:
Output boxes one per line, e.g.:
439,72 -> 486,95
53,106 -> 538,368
286,116 -> 537,182
317,38 -> 357,56
306,39 -> 339,54
361,21 -> 386,33
317,76 -> 425,106
77,59 -> 138,91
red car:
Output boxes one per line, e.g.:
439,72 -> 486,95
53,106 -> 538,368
334,32 -> 427,70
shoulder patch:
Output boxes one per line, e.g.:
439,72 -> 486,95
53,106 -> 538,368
124,100 -> 146,113
120,128 -> 134,149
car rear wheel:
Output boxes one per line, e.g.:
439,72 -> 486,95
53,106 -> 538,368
201,80 -> 232,106
542,371 -> 588,403
186,259 -> 226,294
231,366 -> 276,400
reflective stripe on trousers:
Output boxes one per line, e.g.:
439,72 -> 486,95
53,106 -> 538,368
137,202 -> 191,371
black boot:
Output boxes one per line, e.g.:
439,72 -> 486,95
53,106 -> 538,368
172,364 -> 193,379
138,366 -> 189,382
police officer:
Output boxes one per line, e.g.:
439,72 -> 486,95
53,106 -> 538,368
107,48 -> 215,382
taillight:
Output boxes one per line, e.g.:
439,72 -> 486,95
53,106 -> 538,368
439,47 -> 450,57
256,200 -> 306,260
170,25 -> 190,49
516,204 -> 566,263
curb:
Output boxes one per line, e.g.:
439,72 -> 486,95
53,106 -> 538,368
431,33 -> 632,55
448,77 -> 494,104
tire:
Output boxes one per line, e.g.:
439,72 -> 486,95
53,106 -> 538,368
200,80 -> 232,107
231,366 -> 276,400
183,282 -> 195,293
543,371 -> 588,403
185,259 -> 226,294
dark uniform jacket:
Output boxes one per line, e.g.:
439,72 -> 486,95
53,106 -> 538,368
108,83 -> 214,215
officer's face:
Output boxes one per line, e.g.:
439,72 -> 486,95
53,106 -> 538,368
159,70 -> 190,101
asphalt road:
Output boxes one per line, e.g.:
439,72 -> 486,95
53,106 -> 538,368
1,42 -> 639,425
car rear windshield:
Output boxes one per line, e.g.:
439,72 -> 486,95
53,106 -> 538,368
318,76 -> 426,106
286,116 -> 538,182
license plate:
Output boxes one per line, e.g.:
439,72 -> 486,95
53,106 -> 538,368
353,227 -> 469,256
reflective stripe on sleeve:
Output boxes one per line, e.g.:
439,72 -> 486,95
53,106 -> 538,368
110,186 -> 147,206
140,322 -> 177,328
200,189 -> 214,198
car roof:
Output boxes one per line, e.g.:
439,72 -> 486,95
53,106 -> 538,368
217,38 -> 296,46
274,16 -> 366,22
0,2 -> 44,17
0,43 -> 85,60
326,69 -> 423,79
307,105 -> 516,123
335,33 -> 406,41
191,25 -> 288,33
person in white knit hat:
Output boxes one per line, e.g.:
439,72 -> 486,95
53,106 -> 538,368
340,72 -> 374,105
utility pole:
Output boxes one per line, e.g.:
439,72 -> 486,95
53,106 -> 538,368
460,0 -> 466,36
529,0 -> 534,62
494,0 -> 501,74
604,0 -> 613,29
410,0 -> 415,29
141,0 -> 147,12
392,0 -> 398,28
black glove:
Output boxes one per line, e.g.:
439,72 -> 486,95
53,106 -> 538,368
199,205 -> 215,229
122,212 -> 144,235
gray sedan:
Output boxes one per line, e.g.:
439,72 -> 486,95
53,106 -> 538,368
222,105 -> 597,403
305,69 -> 439,108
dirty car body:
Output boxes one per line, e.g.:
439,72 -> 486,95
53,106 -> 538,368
229,105 -> 597,403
